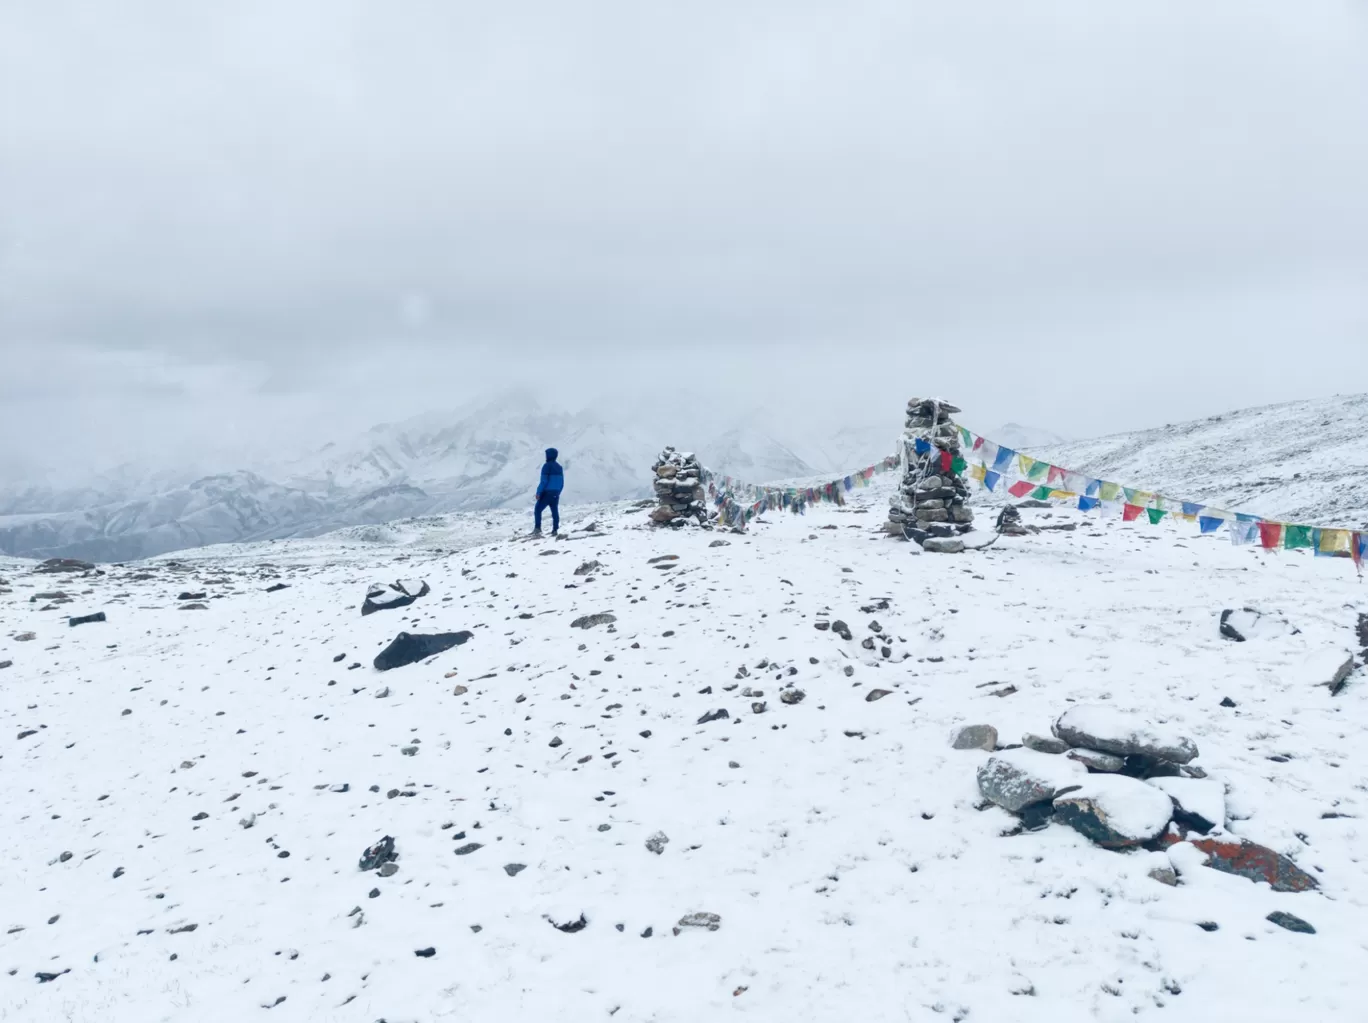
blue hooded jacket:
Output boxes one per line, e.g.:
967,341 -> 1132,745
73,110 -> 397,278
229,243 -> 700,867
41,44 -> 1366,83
538,448 -> 564,495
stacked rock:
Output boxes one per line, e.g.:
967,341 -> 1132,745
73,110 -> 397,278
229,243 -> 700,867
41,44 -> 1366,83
649,447 -> 709,526
887,397 -> 974,548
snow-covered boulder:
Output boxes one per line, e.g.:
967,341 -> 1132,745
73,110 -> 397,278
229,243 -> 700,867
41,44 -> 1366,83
977,748 -> 1087,812
1053,776 -> 1174,848
1147,777 -> 1225,834
1052,705 -> 1198,765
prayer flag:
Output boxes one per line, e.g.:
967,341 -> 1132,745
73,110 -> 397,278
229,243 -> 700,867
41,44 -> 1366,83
984,470 -> 1001,491
1078,496 -> 1100,512
1284,524 -> 1314,549
1008,481 -> 1034,498
1147,508 -> 1167,525
914,437 -> 931,455
1099,482 -> 1121,502
1258,522 -> 1284,549
1229,520 -> 1258,545
973,435 -> 985,450
958,426 -> 972,447
969,463 -> 987,482
1018,454 -> 1035,476
1047,465 -> 1066,485
1123,504 -> 1144,522
940,450 -> 953,473
951,456 -> 967,475
1318,528 -> 1350,556
1182,502 -> 1203,517
1027,460 -> 1049,482
1236,512 -> 1261,523
1353,532 -> 1365,572
1122,487 -> 1138,504
1085,479 -> 1101,497
993,446 -> 1016,472
1199,516 -> 1224,534
1031,486 -> 1052,500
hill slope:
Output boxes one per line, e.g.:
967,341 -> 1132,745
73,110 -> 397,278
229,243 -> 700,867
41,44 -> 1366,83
3,483 -> 1365,1021
1021,393 -> 1368,528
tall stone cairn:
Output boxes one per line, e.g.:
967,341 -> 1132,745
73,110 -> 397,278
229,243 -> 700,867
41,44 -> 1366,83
649,447 -> 709,527
887,397 -> 974,550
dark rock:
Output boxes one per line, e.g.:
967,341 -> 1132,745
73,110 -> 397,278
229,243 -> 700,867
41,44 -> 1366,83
359,836 -> 398,871
574,560 -> 602,576
377,862 -> 398,877
709,539 -> 730,547
641,926 -> 654,937
1148,778 -> 1224,834
373,630 -> 473,670
549,736 -> 563,748
697,708 -> 729,724
179,602 -> 208,610
831,620 -> 852,641
977,749 -> 1086,812
35,970 -> 69,982
1220,697 -> 1236,708
865,688 -> 892,702
1158,833 -> 1318,892
361,579 -> 430,617
265,583 -> 289,593
68,612 -> 107,627
645,831 -> 669,854
1052,705 -> 1198,764
0,661 -> 10,670
1022,732 -> 1069,754
1018,801 -> 1056,831
813,621 -> 831,631
414,947 -> 436,957
1052,776 -> 1174,848
571,613 -> 617,629
504,863 -> 526,876
779,689 -> 805,705
1066,748 -> 1126,773
36,558 -> 95,573
951,724 -> 998,751
922,537 -> 966,554
454,842 -> 483,856
1266,911 -> 1315,934
676,912 -> 721,932
178,592 -> 206,601
1197,921 -> 1219,932
551,913 -> 588,933
1328,653 -> 1356,695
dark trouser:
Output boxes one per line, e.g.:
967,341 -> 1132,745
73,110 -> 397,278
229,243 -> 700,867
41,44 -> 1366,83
535,491 -> 560,533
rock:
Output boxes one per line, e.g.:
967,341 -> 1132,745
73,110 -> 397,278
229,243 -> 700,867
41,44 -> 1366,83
454,842 -> 483,856
1220,696 -> 1236,708
1053,776 -> 1175,848
645,831 -> 670,855
571,613 -> 617,629
15,632 -> 36,642
1148,866 -> 1179,886
177,591 -> 207,601
1219,607 -> 1256,641
265,582 -> 289,593
751,701 -> 766,713
1022,733 -> 1069,754
676,912 -> 721,932
68,612 -> 107,627
414,946 -> 437,957
951,724 -> 998,751
779,689 -> 805,705
0,660 -> 10,670
1147,777 -> 1224,834
922,537 -> 966,554
865,688 -> 892,702
1328,652 -> 1356,695
1052,705 -> 1198,764
377,862 -> 399,877
552,913 -> 588,933
1066,748 -> 1126,773
36,558 -> 95,573
453,684 -> 468,696
697,708 -> 729,724
179,602 -> 208,610
504,863 -> 526,876
977,748 -> 1088,812
359,836 -> 398,871
831,620 -> 852,641
1160,833 -> 1318,892
1266,911 -> 1315,934
574,560 -> 602,576
549,736 -> 563,748
373,630 -> 473,670
709,539 -> 730,547
59,851 -> 73,863
361,579 -> 430,616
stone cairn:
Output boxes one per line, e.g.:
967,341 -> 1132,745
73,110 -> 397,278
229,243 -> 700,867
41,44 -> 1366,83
887,397 -> 974,550
649,447 -> 709,527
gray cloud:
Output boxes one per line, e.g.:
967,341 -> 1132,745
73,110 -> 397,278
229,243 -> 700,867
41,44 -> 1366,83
2,0 -> 1365,477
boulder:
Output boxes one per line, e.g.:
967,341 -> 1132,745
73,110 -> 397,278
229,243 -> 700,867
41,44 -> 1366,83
1022,732 -> 1069,755
1052,705 -> 1198,764
373,631 -> 473,671
977,748 -> 1087,812
1328,652 -> 1357,695
359,835 -> 398,871
1053,776 -> 1174,848
1266,911 -> 1315,934
1160,833 -> 1318,892
361,579 -> 430,617
36,558 -> 95,573
1065,748 -> 1126,773
68,612 -> 107,627
922,537 -> 966,554
951,724 -> 998,751
571,613 -> 617,629
1147,777 -> 1224,834
574,560 -> 602,576
1219,607 -> 1299,642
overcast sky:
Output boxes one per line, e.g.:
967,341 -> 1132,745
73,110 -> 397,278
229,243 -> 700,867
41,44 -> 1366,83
2,1 -> 1365,480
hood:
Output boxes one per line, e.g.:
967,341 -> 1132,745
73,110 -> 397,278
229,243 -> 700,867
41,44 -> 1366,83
545,448 -> 558,460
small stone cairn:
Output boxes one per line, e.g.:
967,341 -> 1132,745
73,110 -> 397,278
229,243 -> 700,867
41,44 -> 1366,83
649,447 -> 708,527
887,397 -> 974,549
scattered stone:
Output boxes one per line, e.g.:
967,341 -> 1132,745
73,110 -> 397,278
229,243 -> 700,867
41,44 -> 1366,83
574,560 -> 602,576
373,630 -> 473,671
1160,833 -> 1318,892
265,583 -> 289,593
1147,777 -> 1225,834
1052,705 -> 1198,764
865,688 -> 892,702
1197,921 -> 1219,932
676,912 -> 721,932
453,685 -> 468,696
831,620 -> 852,640
922,537 -> 966,554
597,824 -> 611,832
549,736 -> 563,748
177,591 -> 206,601
36,558 -> 95,573
361,579 -> 430,616
1148,866 -> 1179,886
1220,696 -> 1236,708
359,836 -> 398,871
977,748 -> 1087,812
571,613 -> 617,630
0,660 -> 10,670
414,947 -> 436,957
454,843 -> 483,856
551,913 -> 588,933
1052,776 -> 1175,848
1066,748 -> 1126,773
1022,733 -> 1069,755
779,689 -> 805,705
951,724 -> 998,751
645,832 -> 669,855
751,701 -> 766,714
709,539 -> 730,547
1328,652 -> 1356,695
68,612 -> 107,627
377,862 -> 399,878
697,708 -> 729,724
1266,911 -> 1315,934
504,863 -> 526,876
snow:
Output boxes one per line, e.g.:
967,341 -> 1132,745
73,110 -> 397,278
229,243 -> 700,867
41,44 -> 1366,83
1149,777 -> 1227,833
3,475 -> 1368,1021
1056,775 -> 1177,842
1053,704 -> 1198,762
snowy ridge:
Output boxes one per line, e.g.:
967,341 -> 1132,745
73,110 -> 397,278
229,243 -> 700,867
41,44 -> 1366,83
2,479 -> 1365,1020
1019,393 -> 1368,528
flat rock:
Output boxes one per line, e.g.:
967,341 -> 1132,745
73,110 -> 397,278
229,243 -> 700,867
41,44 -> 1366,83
571,613 -> 617,629
951,724 -> 998,751
68,612 -> 107,627
921,537 -> 966,553
676,912 -> 721,932
373,630 -> 473,671
1053,775 -> 1174,848
36,558 -> 95,573
361,579 -> 430,616
1053,705 -> 1198,764
1065,748 -> 1126,773
977,748 -> 1087,812
1161,833 -> 1318,892
1022,733 -> 1069,755
1147,777 -> 1225,834
865,688 -> 892,702
574,560 -> 602,576
1266,911 -> 1315,934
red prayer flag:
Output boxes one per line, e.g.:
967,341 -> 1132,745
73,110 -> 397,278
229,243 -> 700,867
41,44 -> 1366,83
1352,532 -> 1363,574
973,436 -> 984,450
1047,465 -> 1066,485
1122,503 -> 1144,521
1258,522 -> 1283,549
1007,481 -> 1034,498
939,450 -> 952,473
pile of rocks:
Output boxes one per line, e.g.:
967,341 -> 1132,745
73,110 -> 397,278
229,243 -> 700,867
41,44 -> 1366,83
887,397 -> 973,551
962,706 -> 1320,904
649,448 -> 708,527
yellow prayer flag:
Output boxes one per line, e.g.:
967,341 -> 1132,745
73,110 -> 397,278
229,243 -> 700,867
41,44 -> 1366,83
1319,528 -> 1350,554
1049,490 -> 1076,500
1134,491 -> 1154,506
1099,482 -> 1121,501
1018,454 -> 1035,476
969,463 -> 987,482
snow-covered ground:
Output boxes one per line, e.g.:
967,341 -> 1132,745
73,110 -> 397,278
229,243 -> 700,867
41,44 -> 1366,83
3,479 -> 1366,1022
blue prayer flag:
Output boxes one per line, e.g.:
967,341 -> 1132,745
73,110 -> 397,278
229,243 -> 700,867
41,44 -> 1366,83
1199,516 -> 1224,534
913,437 -> 931,455
1182,502 -> 1202,517
983,470 -> 1001,491
1078,496 -> 1100,512
992,446 -> 1015,472
1085,479 -> 1101,497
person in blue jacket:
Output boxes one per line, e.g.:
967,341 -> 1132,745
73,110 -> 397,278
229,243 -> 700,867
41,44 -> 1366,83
533,447 -> 564,536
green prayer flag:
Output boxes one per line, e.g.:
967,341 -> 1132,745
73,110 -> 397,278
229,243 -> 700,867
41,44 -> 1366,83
1031,486 -> 1052,500
1284,524 -> 1314,549
1146,508 -> 1167,525
951,456 -> 967,474
1123,487 -> 1138,504
1027,460 -> 1049,481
